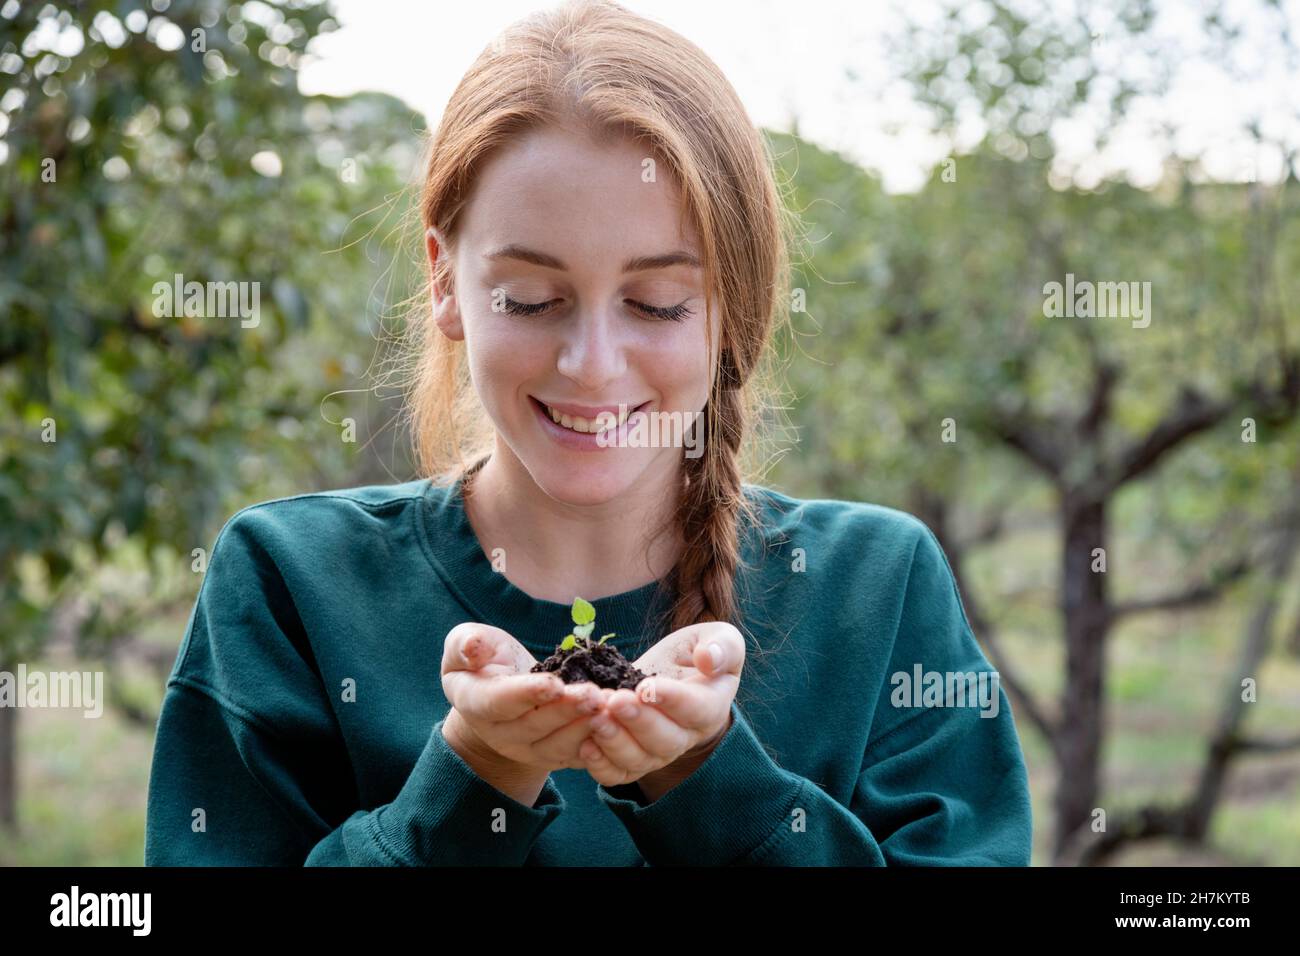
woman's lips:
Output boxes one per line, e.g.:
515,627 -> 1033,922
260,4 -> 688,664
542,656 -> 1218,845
529,395 -> 650,451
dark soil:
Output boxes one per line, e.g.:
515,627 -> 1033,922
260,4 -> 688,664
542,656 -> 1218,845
531,636 -> 649,691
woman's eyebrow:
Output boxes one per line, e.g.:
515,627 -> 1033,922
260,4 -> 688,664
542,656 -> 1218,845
484,244 -> 701,272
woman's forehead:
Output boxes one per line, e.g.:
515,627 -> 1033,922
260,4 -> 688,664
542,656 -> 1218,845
459,126 -> 699,254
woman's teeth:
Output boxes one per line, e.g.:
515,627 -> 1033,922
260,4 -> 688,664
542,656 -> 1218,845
544,402 -> 632,434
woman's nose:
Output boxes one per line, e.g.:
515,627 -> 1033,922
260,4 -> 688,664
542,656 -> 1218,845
556,310 -> 627,391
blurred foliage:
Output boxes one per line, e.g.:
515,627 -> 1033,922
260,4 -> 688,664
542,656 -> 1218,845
0,0 -> 420,662
770,0 -> 1300,563
765,0 -> 1300,859
770,135 -> 1300,527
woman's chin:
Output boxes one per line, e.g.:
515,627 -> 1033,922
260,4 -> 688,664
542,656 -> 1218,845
528,455 -> 647,507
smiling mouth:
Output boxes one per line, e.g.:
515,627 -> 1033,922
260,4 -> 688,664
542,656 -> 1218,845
529,397 -> 649,434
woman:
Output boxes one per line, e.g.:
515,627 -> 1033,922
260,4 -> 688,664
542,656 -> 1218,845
145,0 -> 1032,866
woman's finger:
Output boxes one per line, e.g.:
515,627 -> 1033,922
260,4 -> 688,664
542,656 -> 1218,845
580,739 -> 633,786
674,622 -> 746,677
448,672 -> 563,722
532,707 -> 605,769
510,681 -> 606,737
634,622 -> 746,680
440,622 -> 521,675
627,676 -> 723,734
586,703 -> 676,772
441,623 -> 545,717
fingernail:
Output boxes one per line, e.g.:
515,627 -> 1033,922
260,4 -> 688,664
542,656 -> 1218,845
615,703 -> 638,720
708,643 -> 724,670
596,719 -> 618,738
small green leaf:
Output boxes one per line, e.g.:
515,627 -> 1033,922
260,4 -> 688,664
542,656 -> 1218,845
571,596 -> 596,626
560,634 -> 577,651
573,622 -> 594,639
598,633 -> 615,644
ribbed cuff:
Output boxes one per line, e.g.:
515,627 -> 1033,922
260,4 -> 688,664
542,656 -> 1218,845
596,702 -> 802,865
374,717 -> 565,865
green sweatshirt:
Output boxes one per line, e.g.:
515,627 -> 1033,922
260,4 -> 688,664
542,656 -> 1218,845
144,474 -> 1032,866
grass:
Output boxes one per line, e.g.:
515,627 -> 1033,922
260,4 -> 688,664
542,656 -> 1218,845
1,663 -> 161,866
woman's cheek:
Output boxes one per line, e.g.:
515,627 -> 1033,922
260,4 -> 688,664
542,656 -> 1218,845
467,321 -> 550,413
467,303 -> 550,363
656,323 -> 713,413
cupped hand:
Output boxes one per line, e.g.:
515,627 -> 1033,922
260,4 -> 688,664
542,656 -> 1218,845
440,622 -> 606,773
578,621 -> 744,789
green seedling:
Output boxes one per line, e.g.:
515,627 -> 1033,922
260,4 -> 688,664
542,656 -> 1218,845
558,596 -> 616,651
533,595 -> 648,691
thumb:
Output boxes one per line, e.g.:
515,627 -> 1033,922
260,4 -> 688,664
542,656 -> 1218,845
693,622 -> 744,677
693,635 -> 729,677
441,622 -> 514,675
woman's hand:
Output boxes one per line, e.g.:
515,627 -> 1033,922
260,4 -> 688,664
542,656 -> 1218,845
440,622 -> 606,775
578,621 -> 744,792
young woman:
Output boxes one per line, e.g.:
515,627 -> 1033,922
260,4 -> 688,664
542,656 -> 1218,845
145,0 -> 1032,866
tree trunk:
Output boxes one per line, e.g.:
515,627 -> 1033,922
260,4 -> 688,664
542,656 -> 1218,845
0,680 -> 15,831
1053,493 -> 1110,861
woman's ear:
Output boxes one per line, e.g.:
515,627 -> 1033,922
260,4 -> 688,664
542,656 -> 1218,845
426,226 -> 464,341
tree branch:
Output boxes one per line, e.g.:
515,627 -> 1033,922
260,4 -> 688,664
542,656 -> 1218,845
1078,359 -> 1119,439
1106,386 -> 1231,489
1108,554 -> 1255,620
1105,356 -> 1300,493
983,403 -> 1067,483
1233,734 -> 1300,754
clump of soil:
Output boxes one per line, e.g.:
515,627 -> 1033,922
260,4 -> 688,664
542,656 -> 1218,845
532,635 -> 649,691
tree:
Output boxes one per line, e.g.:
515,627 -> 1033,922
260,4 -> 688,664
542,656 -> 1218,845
770,0 -> 1300,861
0,0 -> 417,829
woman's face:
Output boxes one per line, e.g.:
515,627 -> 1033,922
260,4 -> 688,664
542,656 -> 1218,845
429,123 -> 718,507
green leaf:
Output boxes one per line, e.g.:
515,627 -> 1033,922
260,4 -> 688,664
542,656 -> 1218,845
571,596 -> 596,626
598,633 -> 615,644
573,622 -> 594,639
560,634 -> 577,651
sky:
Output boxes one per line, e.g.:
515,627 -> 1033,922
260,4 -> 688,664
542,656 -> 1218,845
297,0 -> 1300,193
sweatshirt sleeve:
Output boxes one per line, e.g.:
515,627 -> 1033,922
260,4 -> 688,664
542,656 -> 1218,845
144,505 -> 566,866
595,520 -> 1033,866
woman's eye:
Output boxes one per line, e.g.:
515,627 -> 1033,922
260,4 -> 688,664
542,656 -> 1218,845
500,296 -> 556,316
629,300 -> 691,322
497,296 -> 690,322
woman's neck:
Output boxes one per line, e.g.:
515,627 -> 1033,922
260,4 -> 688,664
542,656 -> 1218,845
461,443 -> 685,604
